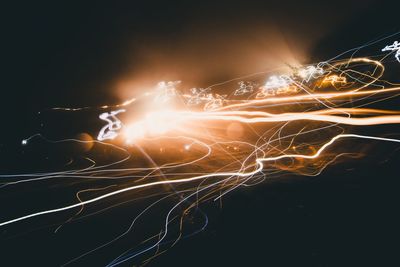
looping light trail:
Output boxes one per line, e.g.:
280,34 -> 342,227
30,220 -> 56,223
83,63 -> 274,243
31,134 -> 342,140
382,41 -> 400,62
98,109 -> 126,141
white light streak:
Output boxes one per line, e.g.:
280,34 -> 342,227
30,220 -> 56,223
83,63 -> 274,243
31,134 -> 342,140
97,109 -> 126,141
382,41 -> 400,62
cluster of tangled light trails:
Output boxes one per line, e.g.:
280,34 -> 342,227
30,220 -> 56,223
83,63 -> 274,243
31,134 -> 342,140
2,35 -> 400,266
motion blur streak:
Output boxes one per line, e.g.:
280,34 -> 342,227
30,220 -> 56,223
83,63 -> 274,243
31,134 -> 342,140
0,133 -> 399,228
1,34 -> 400,266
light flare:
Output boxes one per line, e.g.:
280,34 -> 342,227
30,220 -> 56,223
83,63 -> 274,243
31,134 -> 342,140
2,34 -> 400,266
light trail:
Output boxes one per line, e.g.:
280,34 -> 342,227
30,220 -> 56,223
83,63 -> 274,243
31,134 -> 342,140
382,41 -> 400,62
1,133 -> 399,227
98,109 -> 126,141
1,34 -> 400,266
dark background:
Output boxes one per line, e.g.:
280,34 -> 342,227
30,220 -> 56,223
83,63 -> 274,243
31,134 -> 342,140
1,1 -> 400,266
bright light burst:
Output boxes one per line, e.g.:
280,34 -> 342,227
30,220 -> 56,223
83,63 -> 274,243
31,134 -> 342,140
2,34 -> 400,266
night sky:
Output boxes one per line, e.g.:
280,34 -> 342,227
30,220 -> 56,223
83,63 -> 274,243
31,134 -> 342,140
2,1 -> 400,266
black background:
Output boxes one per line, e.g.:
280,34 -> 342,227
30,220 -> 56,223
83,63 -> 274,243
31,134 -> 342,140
1,1 -> 400,266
